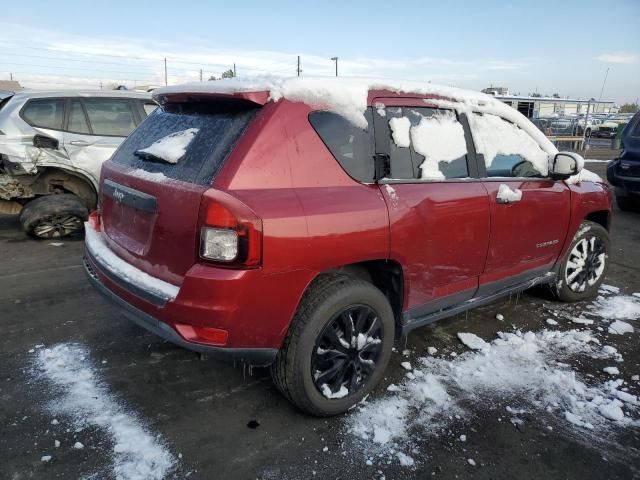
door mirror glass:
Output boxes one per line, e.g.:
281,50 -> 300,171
550,151 -> 583,179
33,134 -> 59,150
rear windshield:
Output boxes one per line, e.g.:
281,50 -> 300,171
111,100 -> 260,185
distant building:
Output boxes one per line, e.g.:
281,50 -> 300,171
0,80 -> 22,91
482,86 -> 509,96
494,95 -> 617,118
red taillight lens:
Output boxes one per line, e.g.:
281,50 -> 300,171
198,189 -> 262,268
88,210 -> 101,232
174,324 -> 229,345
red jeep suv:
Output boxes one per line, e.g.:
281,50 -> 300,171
84,78 -> 612,416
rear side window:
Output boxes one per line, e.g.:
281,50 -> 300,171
381,106 -> 469,181
84,99 -> 136,137
309,109 -> 375,182
110,100 -> 259,185
22,99 -> 65,130
143,102 -> 158,116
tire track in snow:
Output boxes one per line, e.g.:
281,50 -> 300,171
34,343 -> 176,480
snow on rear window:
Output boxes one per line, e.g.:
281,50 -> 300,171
410,112 -> 467,181
389,116 -> 411,148
471,113 -> 548,176
135,128 -> 199,164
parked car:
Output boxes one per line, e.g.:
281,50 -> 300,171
84,79 -> 612,416
607,111 -> 640,210
0,90 -> 156,237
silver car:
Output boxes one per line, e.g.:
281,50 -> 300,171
0,89 -> 156,238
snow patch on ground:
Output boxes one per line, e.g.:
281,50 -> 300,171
457,332 -> 488,351
592,295 -> 640,320
348,329 -> 636,466
608,320 -> 634,335
135,128 -> 198,164
34,344 -> 176,480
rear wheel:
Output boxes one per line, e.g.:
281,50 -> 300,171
19,194 -> 88,239
271,275 -> 394,416
555,221 -> 610,302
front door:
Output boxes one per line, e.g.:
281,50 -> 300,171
468,112 -> 571,291
374,98 -> 491,318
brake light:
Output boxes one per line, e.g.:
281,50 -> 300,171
198,189 -> 262,268
88,210 -> 101,232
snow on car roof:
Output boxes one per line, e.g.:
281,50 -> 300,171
154,76 -> 557,155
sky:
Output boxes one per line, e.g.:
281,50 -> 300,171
1,0 -> 639,104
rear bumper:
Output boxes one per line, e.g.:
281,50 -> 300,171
84,250 -> 278,366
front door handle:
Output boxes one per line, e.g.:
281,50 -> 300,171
69,140 -> 91,146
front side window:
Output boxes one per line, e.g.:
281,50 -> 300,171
22,99 -> 64,130
471,113 -> 548,178
308,109 -> 375,182
84,99 -> 136,137
382,106 -> 469,181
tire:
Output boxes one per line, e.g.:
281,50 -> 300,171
616,195 -> 636,212
19,194 -> 88,239
555,221 -> 610,302
271,274 -> 395,416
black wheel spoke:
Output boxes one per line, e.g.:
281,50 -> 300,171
312,305 -> 384,399
565,234 -> 607,293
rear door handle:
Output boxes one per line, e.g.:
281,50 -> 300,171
69,140 -> 91,146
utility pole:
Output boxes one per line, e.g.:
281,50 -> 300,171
297,56 -> 301,77
164,58 -> 168,86
583,99 -> 591,150
331,57 -> 338,77
200,69 -> 203,82
598,67 -> 609,102
233,63 -> 236,77
9,72 -> 13,81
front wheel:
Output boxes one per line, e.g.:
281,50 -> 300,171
555,221 -> 610,302
271,275 -> 395,416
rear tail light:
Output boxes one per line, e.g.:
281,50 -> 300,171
198,189 -> 262,268
88,210 -> 101,232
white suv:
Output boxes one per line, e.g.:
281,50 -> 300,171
0,89 -> 155,238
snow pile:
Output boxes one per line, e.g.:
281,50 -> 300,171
34,344 -> 176,480
566,168 -> 603,185
135,128 -> 198,164
85,225 -> 179,301
469,113 -> 549,175
410,113 -> 467,180
388,116 -> 411,148
497,184 -> 523,202
592,294 -> 640,320
608,320 -> 634,335
348,329 -> 635,465
457,332 -> 489,351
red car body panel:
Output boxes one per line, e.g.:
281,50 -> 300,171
85,89 -> 613,360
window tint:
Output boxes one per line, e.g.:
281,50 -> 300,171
22,99 -> 64,130
68,101 -> 90,134
84,99 -> 136,136
631,116 -> 640,137
143,102 -> 158,116
308,109 -> 375,182
381,106 -> 469,181
471,113 -> 547,178
111,100 -> 259,185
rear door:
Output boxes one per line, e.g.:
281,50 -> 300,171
374,98 -> 490,317
469,112 -> 571,290
99,99 -> 260,285
62,98 -> 139,183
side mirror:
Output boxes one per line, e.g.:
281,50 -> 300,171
549,151 -> 583,180
33,134 -> 59,150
